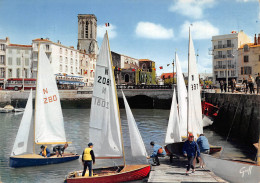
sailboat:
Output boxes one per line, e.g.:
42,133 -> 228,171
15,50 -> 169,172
9,45 -> 79,168
165,30 -> 221,156
65,32 -> 150,183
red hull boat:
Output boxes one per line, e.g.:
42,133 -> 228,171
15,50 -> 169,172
65,164 -> 151,183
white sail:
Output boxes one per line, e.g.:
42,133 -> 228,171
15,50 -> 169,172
165,89 -> 182,143
89,32 -> 123,158
187,31 -> 203,139
122,91 -> 147,158
175,53 -> 188,137
35,45 -> 66,144
11,89 -> 34,156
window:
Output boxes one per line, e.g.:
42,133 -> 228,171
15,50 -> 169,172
60,56 -> 63,63
218,51 -> 222,58
8,69 -> 12,78
220,71 -> 224,77
0,55 -> 4,64
231,70 -> 235,76
46,44 -> 50,51
241,67 -> 252,75
25,58 -> 29,66
8,57 -> 12,65
217,41 -> 222,48
244,55 -> 249,62
8,49 -> 12,54
227,40 -> 231,47
65,57 -> 68,64
244,44 -> 249,52
0,44 -> 5,51
65,65 -> 68,72
16,68 -> 20,78
227,50 -> 232,57
85,21 -> 89,38
71,66 -> 73,74
60,48 -> 62,54
70,58 -> 73,65
59,64 -> 62,72
16,58 -> 21,65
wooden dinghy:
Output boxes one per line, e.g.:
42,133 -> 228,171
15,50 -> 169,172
65,164 -> 151,183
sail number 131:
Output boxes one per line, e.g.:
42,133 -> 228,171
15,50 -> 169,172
191,84 -> 199,90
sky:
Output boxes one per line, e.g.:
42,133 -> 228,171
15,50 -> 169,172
0,0 -> 259,76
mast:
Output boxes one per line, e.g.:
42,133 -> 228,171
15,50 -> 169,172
33,43 -> 41,154
187,27 -> 190,137
106,31 -> 126,167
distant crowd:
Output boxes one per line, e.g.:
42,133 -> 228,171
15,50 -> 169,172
219,73 -> 260,94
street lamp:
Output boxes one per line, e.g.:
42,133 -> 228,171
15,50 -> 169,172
22,53 -> 24,91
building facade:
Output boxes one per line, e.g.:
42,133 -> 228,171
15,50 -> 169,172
77,14 -> 98,55
212,30 -> 251,84
237,34 -> 260,82
0,37 -> 8,88
6,43 -> 32,80
111,52 -> 156,85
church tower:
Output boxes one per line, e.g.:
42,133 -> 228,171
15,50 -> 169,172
77,14 -> 98,55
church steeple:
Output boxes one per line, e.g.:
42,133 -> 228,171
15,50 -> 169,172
77,14 -> 98,55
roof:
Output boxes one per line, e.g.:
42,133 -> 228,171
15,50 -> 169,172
8,44 -> 32,48
139,59 -> 152,62
161,73 -> 176,79
239,43 -> 260,49
32,38 -> 52,42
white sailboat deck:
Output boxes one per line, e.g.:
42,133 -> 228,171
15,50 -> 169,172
148,157 -> 228,183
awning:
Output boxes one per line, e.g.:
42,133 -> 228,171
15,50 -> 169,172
58,80 -> 84,85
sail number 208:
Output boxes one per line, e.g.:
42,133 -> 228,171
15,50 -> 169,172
98,76 -> 110,86
191,84 -> 199,90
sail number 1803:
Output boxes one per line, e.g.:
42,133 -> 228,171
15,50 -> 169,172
98,76 -> 110,86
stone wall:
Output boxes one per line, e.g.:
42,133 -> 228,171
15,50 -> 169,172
204,93 -> 260,144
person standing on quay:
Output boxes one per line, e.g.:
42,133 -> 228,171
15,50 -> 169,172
224,81 -> 227,93
248,75 -> 255,94
242,77 -> 248,94
82,143 -> 95,177
231,79 -> 236,93
256,73 -> 260,94
197,134 -> 210,168
220,80 -> 224,93
183,133 -> 200,175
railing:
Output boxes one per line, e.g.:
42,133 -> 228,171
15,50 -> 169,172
116,84 -> 173,89
214,44 -> 234,49
214,65 -> 235,69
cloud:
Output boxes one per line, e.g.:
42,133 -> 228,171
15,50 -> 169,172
97,24 -> 117,39
236,0 -> 258,2
169,0 -> 215,19
135,22 -> 174,39
180,21 -> 219,39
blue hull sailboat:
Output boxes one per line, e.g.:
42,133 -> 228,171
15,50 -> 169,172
9,45 -> 79,168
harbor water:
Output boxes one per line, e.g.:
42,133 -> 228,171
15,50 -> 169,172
0,109 -> 255,183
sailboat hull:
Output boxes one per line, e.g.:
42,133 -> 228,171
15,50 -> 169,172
65,164 -> 151,183
201,154 -> 260,183
10,154 -> 80,168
